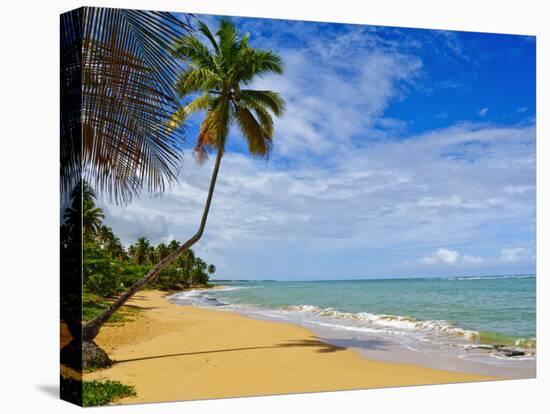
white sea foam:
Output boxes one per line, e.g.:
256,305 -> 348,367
450,275 -> 534,281
169,285 -> 252,301
280,304 -> 480,341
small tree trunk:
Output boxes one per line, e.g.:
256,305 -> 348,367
82,148 -> 224,342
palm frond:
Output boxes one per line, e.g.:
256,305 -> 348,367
61,7 -> 193,204
252,50 -> 284,75
166,94 -> 212,131
239,89 -> 285,117
175,67 -> 220,97
216,19 -> 241,71
171,34 -> 217,71
251,106 -> 274,138
201,97 -> 233,151
234,104 -> 272,157
238,49 -> 284,84
196,20 -> 219,52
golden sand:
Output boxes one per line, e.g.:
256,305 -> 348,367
84,290 -> 495,404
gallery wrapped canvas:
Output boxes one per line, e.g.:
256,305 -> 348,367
60,6 -> 536,407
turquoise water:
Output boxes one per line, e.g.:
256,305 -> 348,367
205,275 -> 536,346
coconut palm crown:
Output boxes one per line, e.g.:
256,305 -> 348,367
167,20 -> 285,161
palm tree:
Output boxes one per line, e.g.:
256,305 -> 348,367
147,245 -> 157,264
132,237 -> 151,266
81,19 -> 285,363
96,225 -> 114,247
127,245 -> 136,262
178,248 -> 196,284
192,257 -> 209,285
96,225 -> 126,259
207,264 -> 216,277
168,240 -> 181,253
109,235 -> 126,260
156,243 -> 170,261
61,7 -> 193,204
63,181 -> 105,237
83,199 -> 105,237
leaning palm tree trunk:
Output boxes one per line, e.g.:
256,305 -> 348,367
82,148 -> 223,343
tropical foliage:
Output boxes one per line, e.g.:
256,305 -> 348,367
60,8 -> 193,204
61,181 -> 216,299
61,376 -> 136,407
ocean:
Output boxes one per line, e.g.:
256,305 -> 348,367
170,274 -> 536,377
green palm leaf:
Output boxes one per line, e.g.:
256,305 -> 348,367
240,90 -> 285,117
61,7 -> 193,204
234,105 -> 272,156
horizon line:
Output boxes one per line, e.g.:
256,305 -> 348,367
211,273 -> 536,283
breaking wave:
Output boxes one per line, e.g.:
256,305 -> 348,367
280,304 -> 480,341
449,275 -> 534,281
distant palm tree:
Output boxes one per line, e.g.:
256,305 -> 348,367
82,19 -> 285,353
127,245 -> 136,261
83,199 -> 105,237
132,237 -> 151,266
147,245 -> 157,264
168,240 -> 181,253
61,7 -> 193,204
96,225 -> 114,248
207,264 -> 216,276
63,181 -> 104,237
156,243 -> 170,261
97,225 -> 126,259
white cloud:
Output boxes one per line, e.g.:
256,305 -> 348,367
420,248 -> 460,265
500,247 -> 533,263
503,184 -> 535,195
478,107 -> 489,117
247,31 -> 423,157
463,255 -> 484,264
419,250 -> 484,266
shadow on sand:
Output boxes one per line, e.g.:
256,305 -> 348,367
114,338 -> 346,364
318,337 -> 389,351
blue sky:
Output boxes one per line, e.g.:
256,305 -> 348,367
102,14 -> 536,280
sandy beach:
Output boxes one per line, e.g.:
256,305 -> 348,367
82,290 -> 496,404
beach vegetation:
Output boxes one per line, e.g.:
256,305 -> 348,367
75,185 -> 217,298
82,380 -> 136,406
60,376 -> 136,406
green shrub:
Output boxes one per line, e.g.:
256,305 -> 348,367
82,292 -> 137,323
61,377 -> 136,406
86,272 -> 120,297
83,379 -> 135,406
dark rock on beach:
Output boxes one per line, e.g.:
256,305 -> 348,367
466,344 -> 526,357
497,348 -> 525,357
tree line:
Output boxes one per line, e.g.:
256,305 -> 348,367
63,182 -> 216,298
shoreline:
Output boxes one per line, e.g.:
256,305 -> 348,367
171,285 -> 536,379
85,290 -> 497,404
